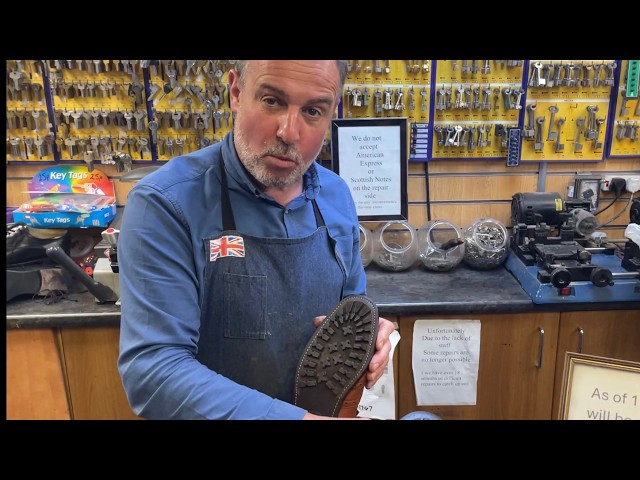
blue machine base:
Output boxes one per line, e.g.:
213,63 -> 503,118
504,252 -> 640,304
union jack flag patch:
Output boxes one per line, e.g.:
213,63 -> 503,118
210,235 -> 245,262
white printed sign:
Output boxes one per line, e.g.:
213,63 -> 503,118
336,125 -> 402,218
331,118 -> 408,221
412,320 -> 481,406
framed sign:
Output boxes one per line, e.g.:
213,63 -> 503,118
558,352 -> 640,420
331,118 -> 408,221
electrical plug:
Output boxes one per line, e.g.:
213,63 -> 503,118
610,178 -> 626,197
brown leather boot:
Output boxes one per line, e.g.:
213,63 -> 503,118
294,295 -> 378,417
337,374 -> 366,418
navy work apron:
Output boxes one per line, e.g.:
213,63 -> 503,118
197,158 -> 346,403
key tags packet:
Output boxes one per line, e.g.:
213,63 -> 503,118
13,165 -> 117,228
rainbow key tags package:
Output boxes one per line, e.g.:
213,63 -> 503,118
13,165 -> 117,228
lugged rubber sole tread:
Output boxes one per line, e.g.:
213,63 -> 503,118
293,295 -> 378,417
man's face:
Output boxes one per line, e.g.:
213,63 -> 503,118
229,60 -> 341,189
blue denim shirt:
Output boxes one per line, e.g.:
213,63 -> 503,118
117,132 -> 365,419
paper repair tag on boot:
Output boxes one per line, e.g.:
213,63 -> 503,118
357,330 -> 400,419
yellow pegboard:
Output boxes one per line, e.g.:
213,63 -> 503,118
526,60 -> 616,97
430,60 -> 523,159
520,99 -> 610,161
6,60 -> 53,162
610,60 -> 640,156
435,60 -> 524,84
7,60 -> 635,165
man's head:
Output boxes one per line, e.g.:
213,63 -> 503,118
229,60 -> 347,190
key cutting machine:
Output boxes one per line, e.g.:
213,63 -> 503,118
504,192 -> 640,304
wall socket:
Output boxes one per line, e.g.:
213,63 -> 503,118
601,175 -> 640,193
601,176 -> 624,192
626,176 -> 640,193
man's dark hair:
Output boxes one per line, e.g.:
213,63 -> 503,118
233,60 -> 348,93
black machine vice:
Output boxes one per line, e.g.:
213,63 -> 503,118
510,192 -> 615,289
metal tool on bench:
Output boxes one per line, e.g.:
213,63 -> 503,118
46,245 -> 119,303
6,223 -> 75,303
100,228 -> 119,272
92,227 -> 120,301
504,191 -> 639,304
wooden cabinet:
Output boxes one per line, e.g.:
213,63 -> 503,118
396,312 -> 560,420
6,329 -> 70,420
6,309 -> 637,420
395,309 -> 639,420
58,326 -> 140,420
551,310 -> 640,419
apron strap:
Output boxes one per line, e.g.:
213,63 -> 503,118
311,196 -> 325,228
220,157 -> 236,231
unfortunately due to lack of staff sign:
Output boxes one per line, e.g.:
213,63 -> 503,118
331,118 -> 408,221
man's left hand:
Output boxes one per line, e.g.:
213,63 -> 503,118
364,316 -> 394,389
